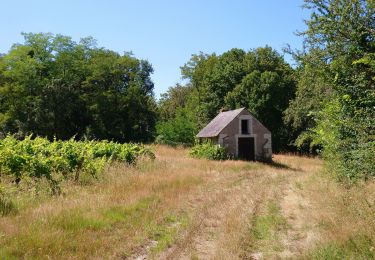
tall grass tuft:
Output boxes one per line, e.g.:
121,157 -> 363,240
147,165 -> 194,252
0,194 -> 17,216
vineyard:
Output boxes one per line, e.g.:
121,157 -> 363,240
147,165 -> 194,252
0,136 -> 154,193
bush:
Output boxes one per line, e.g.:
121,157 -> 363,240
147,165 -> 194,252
156,108 -> 197,146
190,142 -> 228,160
312,99 -> 375,182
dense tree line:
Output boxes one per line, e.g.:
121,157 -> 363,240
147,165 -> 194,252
157,47 -> 296,152
0,33 -> 156,142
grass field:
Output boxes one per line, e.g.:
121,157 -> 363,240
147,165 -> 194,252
0,145 -> 374,259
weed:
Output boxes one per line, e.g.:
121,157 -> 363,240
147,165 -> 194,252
53,211 -> 108,231
0,186 -> 17,216
0,196 -> 17,216
246,200 -> 289,255
308,235 -> 375,259
149,213 -> 189,254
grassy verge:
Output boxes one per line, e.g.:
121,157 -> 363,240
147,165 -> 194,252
300,171 -> 375,259
0,193 -> 195,259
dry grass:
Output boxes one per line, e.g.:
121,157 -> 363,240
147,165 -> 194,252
0,145 -> 373,259
299,171 -> 375,259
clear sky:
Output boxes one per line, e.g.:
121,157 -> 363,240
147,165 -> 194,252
0,0 -> 310,98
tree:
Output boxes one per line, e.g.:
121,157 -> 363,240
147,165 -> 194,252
181,47 -> 296,151
283,51 -> 334,152
156,83 -> 198,145
289,0 -> 375,180
181,52 -> 219,127
158,83 -> 193,121
225,47 -> 296,150
82,49 -> 156,142
0,33 -> 157,142
156,106 -> 197,145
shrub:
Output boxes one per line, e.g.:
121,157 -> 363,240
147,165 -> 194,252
190,142 -> 228,160
312,99 -> 375,182
156,108 -> 197,146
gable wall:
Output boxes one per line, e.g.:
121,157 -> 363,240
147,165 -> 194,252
218,109 -> 272,160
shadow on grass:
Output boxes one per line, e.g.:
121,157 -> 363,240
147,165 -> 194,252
263,160 -> 298,171
235,157 -> 299,171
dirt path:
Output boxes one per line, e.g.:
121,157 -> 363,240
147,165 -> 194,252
127,153 -> 323,260
278,179 -> 318,258
156,157 -> 321,259
161,172 -> 272,259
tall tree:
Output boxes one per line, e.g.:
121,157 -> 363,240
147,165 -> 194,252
181,47 -> 296,151
156,83 -> 198,145
289,0 -> 375,180
283,50 -> 334,152
0,33 -> 157,142
158,83 -> 193,121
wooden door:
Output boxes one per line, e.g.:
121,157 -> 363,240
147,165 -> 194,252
238,137 -> 255,161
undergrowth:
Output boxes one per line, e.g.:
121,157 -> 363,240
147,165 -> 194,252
190,142 -> 228,160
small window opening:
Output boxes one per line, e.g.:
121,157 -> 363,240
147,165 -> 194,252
241,119 -> 249,134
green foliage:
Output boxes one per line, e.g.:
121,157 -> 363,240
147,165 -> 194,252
156,83 -> 200,146
289,0 -> 375,180
156,107 -> 198,146
181,47 -> 296,151
190,142 -> 228,160
158,84 -> 194,121
313,98 -> 375,181
0,135 -> 154,191
283,57 -> 334,153
0,33 -> 157,142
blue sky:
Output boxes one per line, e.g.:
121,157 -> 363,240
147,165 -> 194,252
0,0 -> 310,98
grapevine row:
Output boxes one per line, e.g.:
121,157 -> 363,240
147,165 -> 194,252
0,136 -> 154,187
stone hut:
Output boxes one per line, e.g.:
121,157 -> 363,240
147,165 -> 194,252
196,108 -> 272,161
